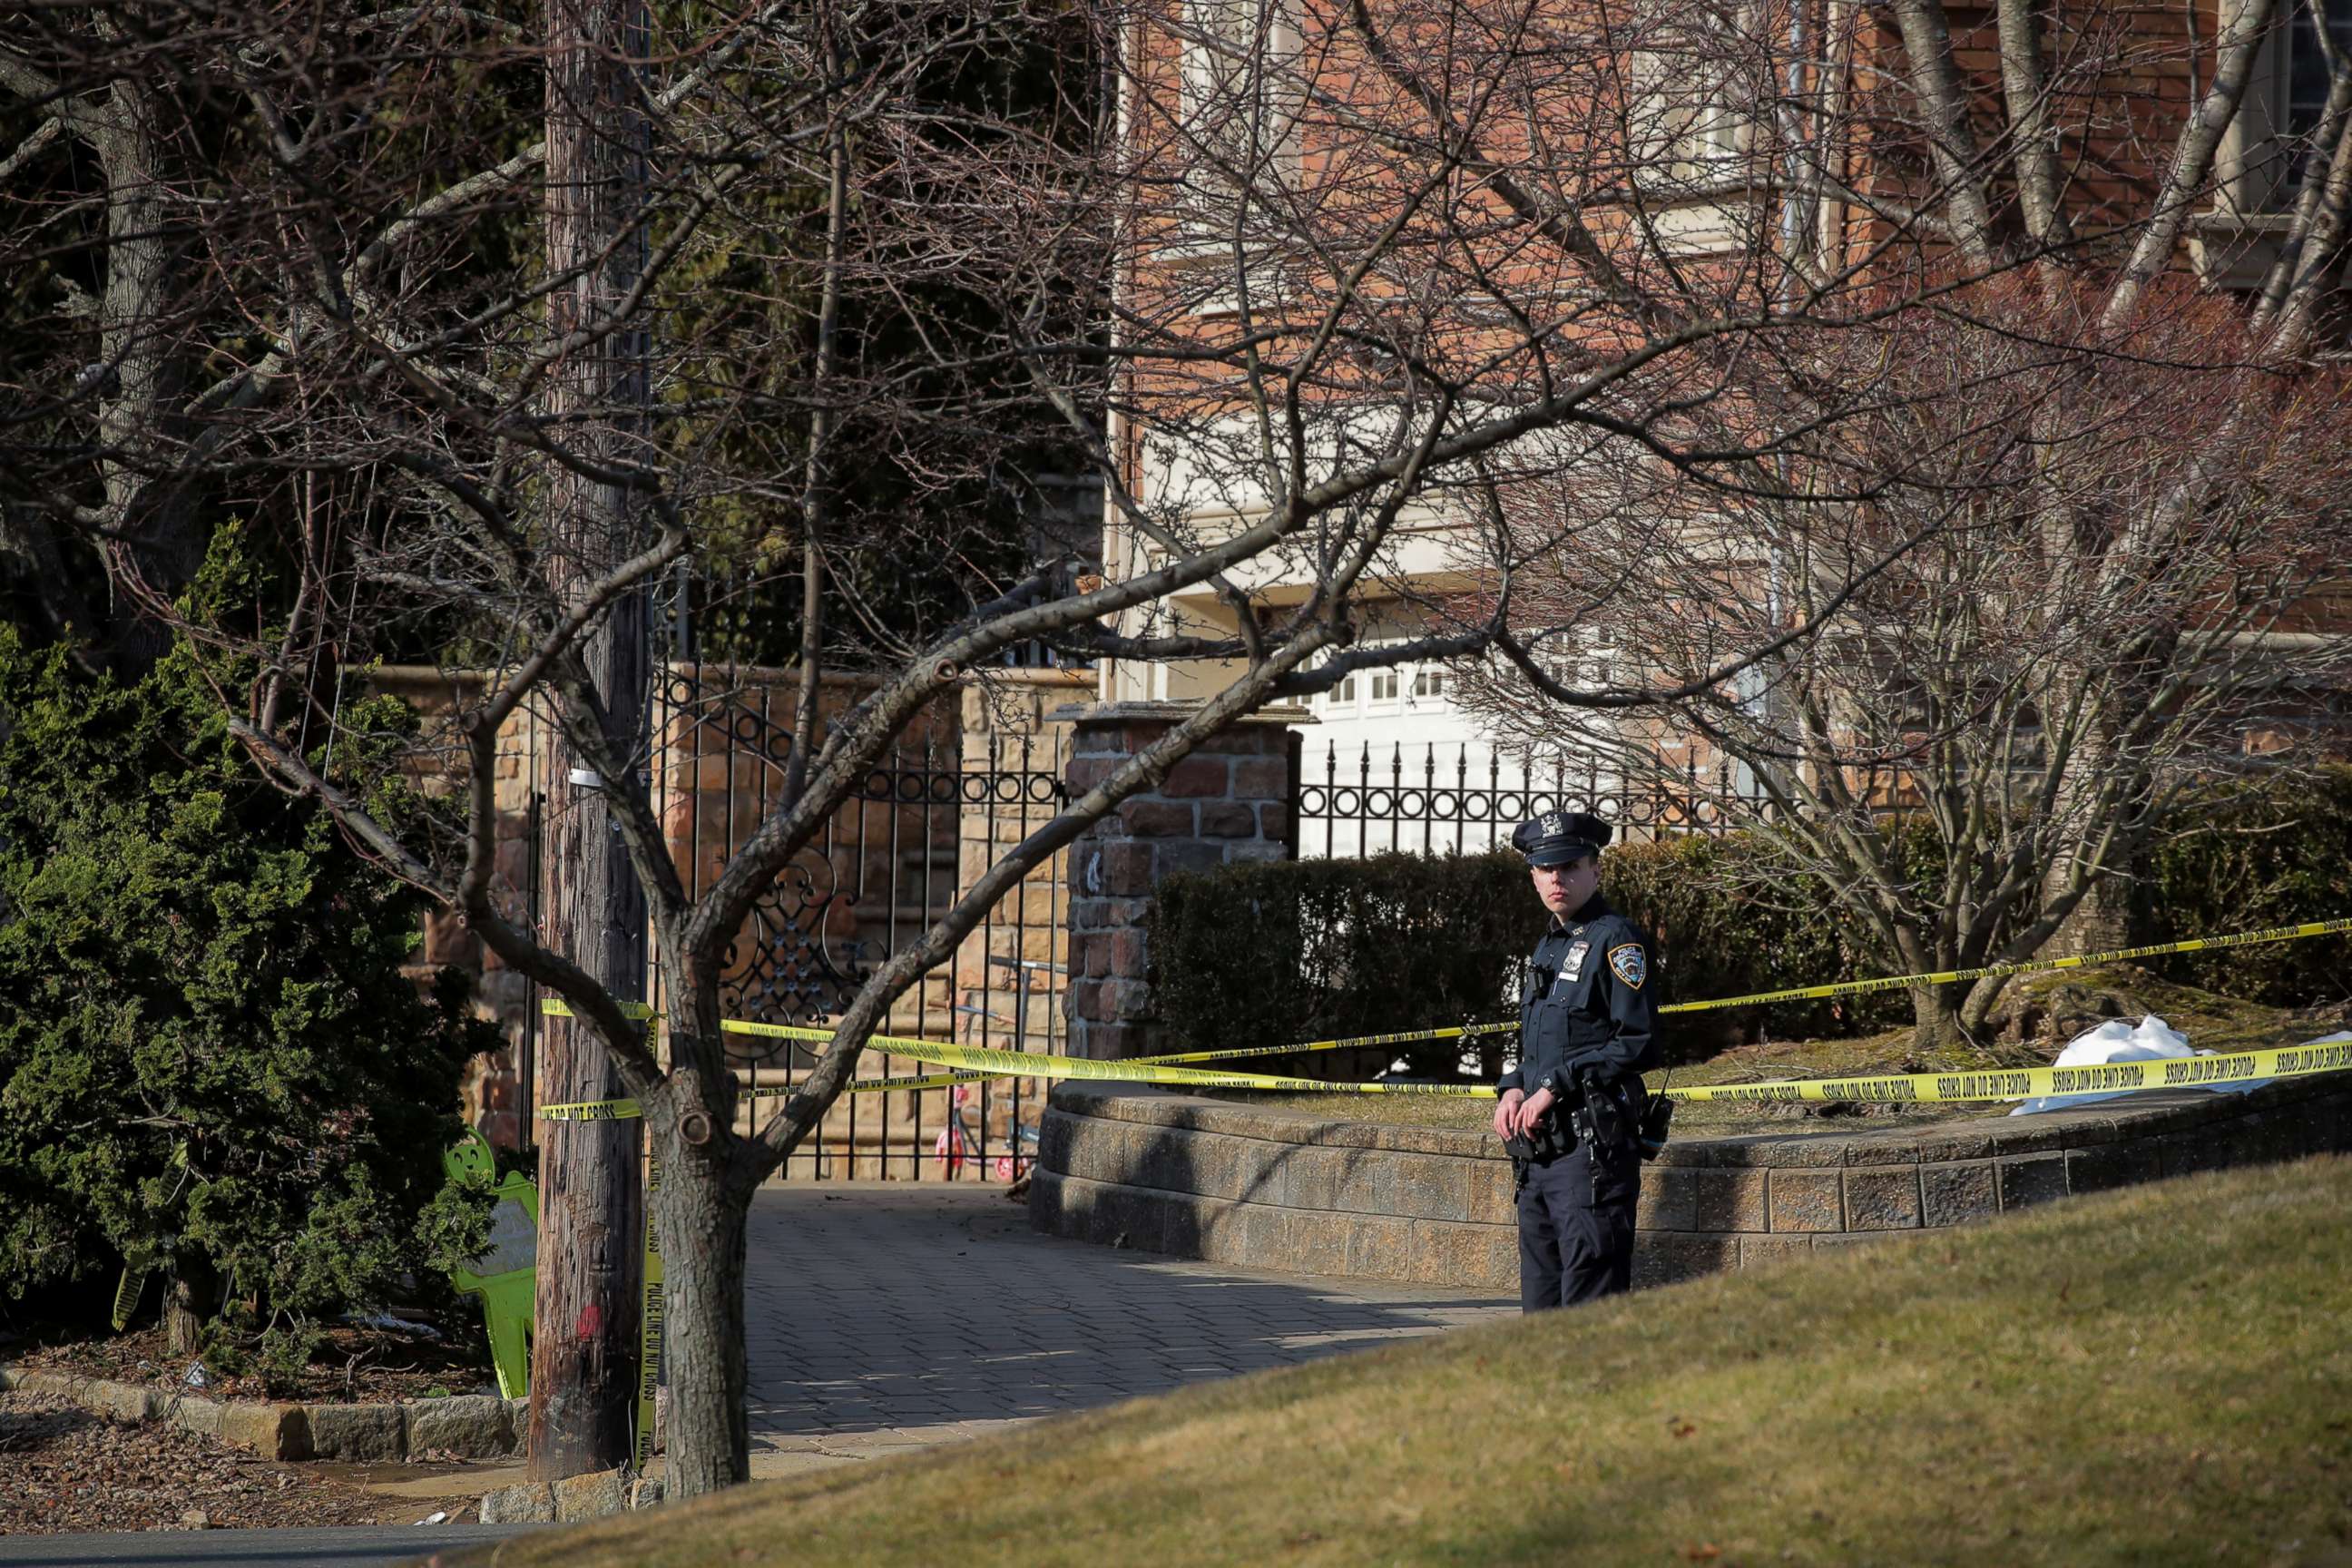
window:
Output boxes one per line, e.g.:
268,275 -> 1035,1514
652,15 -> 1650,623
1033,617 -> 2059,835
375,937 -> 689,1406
1368,669 -> 1400,705
1627,3 -> 1758,197
1322,671 -> 1359,712
1412,668 -> 1447,700
1179,0 -> 1302,189
2214,0 -> 2352,216
2284,1 -> 2352,187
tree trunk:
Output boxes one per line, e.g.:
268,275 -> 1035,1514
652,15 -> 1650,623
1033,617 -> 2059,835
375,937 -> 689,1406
653,1115 -> 751,1498
163,1252 -> 213,1358
528,0 -> 653,1484
1908,983 -> 1965,1055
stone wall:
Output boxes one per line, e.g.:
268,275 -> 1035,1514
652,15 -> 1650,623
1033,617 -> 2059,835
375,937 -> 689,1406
1028,1073 -> 2352,1290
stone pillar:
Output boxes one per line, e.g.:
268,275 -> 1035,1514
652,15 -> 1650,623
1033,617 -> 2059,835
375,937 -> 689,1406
1055,701 -> 1309,1060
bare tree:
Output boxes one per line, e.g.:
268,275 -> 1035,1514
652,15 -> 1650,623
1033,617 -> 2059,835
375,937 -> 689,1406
1452,0 -> 2352,1047
0,0 -> 2100,1494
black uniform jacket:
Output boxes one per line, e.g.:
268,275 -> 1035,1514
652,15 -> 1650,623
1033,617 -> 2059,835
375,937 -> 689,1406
1499,892 -> 1661,1101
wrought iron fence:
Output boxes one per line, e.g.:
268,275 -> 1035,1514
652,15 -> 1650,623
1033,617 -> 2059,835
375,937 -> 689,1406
1292,741 -> 1757,858
643,668 -> 1071,1181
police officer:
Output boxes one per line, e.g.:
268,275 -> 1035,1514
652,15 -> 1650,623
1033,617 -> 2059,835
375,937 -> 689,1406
1493,809 -> 1659,1311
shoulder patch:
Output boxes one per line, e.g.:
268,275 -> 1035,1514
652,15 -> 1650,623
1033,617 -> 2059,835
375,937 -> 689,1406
1607,943 -> 1647,990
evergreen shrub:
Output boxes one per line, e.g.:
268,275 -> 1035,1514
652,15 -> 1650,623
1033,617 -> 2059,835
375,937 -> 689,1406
0,632 -> 499,1348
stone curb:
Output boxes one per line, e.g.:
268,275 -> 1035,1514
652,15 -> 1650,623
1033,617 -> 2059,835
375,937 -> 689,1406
0,1366 -> 525,1462
1033,1070 -> 2352,1291
478,1467 -> 663,1524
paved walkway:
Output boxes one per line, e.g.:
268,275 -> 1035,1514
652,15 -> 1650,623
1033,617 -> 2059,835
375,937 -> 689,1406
742,1182 -> 1514,1477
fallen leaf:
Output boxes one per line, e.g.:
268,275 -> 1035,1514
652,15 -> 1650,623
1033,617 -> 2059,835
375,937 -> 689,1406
1681,1544 -> 1721,1562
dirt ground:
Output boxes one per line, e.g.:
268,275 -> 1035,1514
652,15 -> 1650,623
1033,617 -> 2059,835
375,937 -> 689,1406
16,1315 -> 495,1406
0,1389 -> 512,1535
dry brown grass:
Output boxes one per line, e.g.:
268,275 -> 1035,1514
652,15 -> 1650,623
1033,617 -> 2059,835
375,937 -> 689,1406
454,1153 -> 2352,1567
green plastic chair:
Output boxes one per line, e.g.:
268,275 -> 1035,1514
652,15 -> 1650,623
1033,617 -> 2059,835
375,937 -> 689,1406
444,1129 -> 540,1400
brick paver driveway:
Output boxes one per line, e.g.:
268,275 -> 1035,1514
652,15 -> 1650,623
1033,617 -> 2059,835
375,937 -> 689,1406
742,1183 -> 1513,1477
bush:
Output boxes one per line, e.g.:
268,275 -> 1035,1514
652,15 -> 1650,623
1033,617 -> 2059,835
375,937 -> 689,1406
0,632 -> 500,1345
1149,841 -> 1915,1074
1147,770 -> 2352,1079
1148,850 -> 1540,1080
2141,765 -> 2352,1008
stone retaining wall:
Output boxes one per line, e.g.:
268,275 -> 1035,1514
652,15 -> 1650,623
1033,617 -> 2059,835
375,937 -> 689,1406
0,1365 -> 522,1461
1028,1073 -> 2352,1290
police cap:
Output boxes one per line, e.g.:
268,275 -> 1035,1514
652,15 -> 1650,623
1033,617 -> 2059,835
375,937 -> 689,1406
1511,809 -> 1612,868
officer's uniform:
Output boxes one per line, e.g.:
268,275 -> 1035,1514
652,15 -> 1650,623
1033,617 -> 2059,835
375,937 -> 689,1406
1501,811 -> 1659,1312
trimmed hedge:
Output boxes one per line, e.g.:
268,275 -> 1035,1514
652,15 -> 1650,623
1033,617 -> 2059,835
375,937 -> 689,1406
1147,778 -> 2352,1074
1147,844 -> 1906,1073
1146,851 -> 1540,1081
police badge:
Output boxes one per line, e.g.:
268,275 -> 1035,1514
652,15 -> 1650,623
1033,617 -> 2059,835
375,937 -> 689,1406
1561,938 -> 1590,984
1607,943 -> 1647,989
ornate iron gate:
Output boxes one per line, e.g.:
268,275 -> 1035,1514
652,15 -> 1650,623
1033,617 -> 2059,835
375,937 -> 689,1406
649,669 -> 1071,1181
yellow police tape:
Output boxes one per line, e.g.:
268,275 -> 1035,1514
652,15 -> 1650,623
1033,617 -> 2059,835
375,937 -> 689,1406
534,912 -> 2352,1123
541,914 -> 2352,1094
634,1154 -> 662,1473
537,1034 -> 2352,1115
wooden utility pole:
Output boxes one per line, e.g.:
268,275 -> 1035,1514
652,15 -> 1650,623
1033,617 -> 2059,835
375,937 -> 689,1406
530,0 -> 652,1482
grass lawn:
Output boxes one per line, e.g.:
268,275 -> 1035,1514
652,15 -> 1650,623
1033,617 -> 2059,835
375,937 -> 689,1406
456,1153 -> 2352,1568
1213,965 -> 2334,1135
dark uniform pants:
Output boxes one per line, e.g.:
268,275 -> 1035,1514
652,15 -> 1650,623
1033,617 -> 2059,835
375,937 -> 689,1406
1516,1146 -> 1637,1311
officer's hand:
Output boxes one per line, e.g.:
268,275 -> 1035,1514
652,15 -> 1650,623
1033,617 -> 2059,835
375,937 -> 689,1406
1492,1089 -> 1524,1142
1515,1086 -> 1555,1136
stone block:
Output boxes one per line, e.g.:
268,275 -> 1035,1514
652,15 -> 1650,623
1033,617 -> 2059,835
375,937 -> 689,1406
1474,1226 -> 1520,1292
1064,979 -> 1109,1025
1106,929 -> 1146,979
554,1468 -> 631,1523
1118,799 -> 1195,838
1843,1167 -> 1923,1230
1223,841 -> 1286,865
1204,1200 -> 1277,1266
1466,1165 -> 1517,1227
306,1402 -> 406,1461
1199,801 -> 1257,838
1636,1166 -> 1699,1231
90,1379 -> 160,1425
1767,1170 -> 1843,1232
1283,1209 -> 1352,1279
478,1483 -> 556,1525
1231,758 -> 1289,799
1280,1146 -> 1344,1211
1232,1139 -> 1286,1203
1920,1162 -> 1998,1228
1908,1127 -> 2000,1163
1342,1212 -> 1417,1280
1632,1231 -> 1736,1289
1334,1149 -> 1399,1216
172,1396 -> 224,1439
1995,1152 -> 2068,1212
405,1394 -> 516,1459
220,1401 -> 310,1461
1161,757 -> 1230,798
1738,1235 -> 1813,1269
1690,1168 -> 1769,1232
1394,1157 -> 1475,1224
1153,840 -> 1227,878
1183,1133 -> 1246,1200
1255,803 -> 1289,842
628,1477 -> 665,1511
2063,1142 -> 2162,1196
